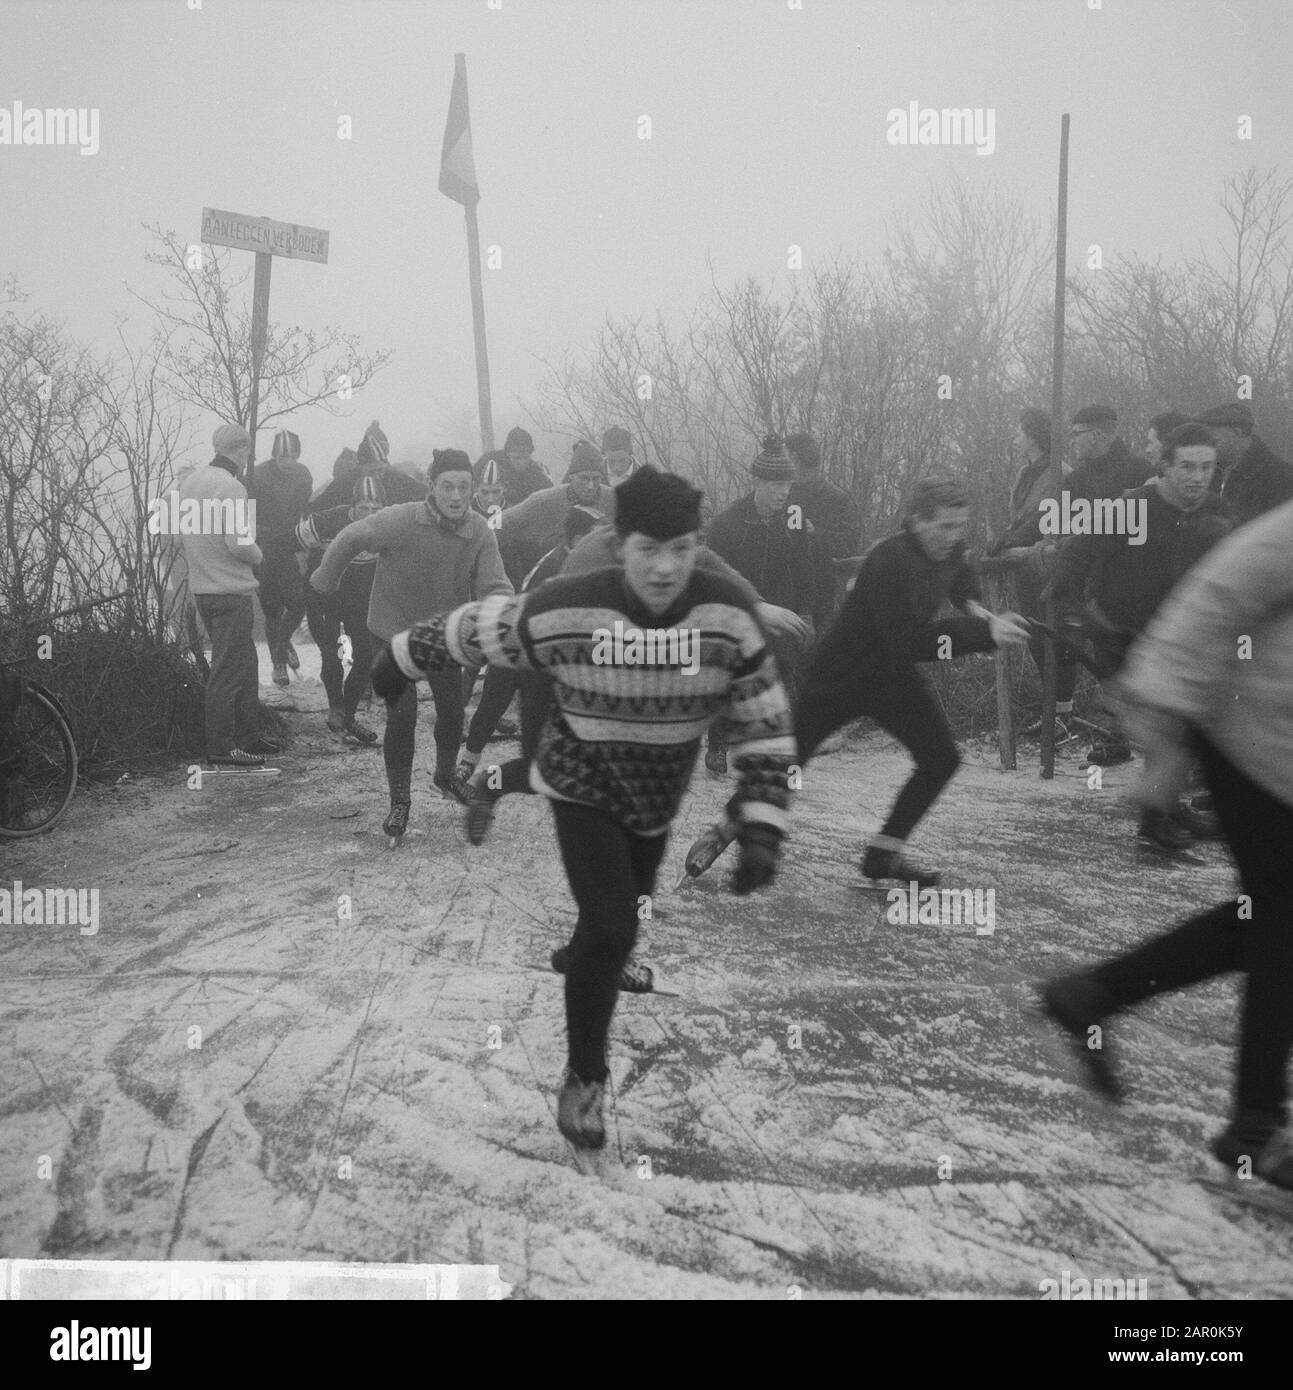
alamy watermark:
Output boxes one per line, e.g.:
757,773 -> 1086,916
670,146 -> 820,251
591,619 -> 701,676
886,102 -> 995,156
147,491 -> 257,545
885,883 -> 995,936
0,881 -> 99,935
0,102 -> 99,156
1039,491 -> 1147,544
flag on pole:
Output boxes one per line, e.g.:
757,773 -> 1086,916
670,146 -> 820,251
439,54 -> 480,206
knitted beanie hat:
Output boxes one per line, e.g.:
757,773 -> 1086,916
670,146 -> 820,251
566,440 -> 607,479
356,420 -> 390,470
352,473 -> 387,509
271,428 -> 301,461
601,426 -> 632,455
505,426 -> 534,452
332,447 -> 359,479
428,448 -> 473,481
477,455 -> 502,489
750,434 -> 794,481
614,469 -> 702,540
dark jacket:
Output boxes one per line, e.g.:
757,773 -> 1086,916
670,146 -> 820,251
706,494 -> 817,616
300,468 -> 427,581
1221,436 -> 1293,526
1051,483 -> 1234,634
249,457 -> 313,553
787,473 -> 862,625
1066,438 -> 1153,507
804,528 -> 992,700
991,454 -> 1056,554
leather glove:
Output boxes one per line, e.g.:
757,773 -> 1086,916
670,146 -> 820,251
371,644 -> 412,705
730,822 -> 783,896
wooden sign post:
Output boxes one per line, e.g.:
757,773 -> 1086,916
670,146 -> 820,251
199,208 -> 330,485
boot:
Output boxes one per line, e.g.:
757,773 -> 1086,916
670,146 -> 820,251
557,1069 -> 606,1150
1036,971 -> 1123,1103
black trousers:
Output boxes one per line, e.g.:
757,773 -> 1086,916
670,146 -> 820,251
794,672 -> 960,843
194,593 -> 260,757
1091,734 -> 1293,1125
472,669 -> 553,793
552,800 -> 669,1082
306,576 -> 373,720
378,638 -> 465,793
257,548 -> 306,664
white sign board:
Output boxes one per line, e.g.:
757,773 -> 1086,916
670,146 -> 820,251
200,207 -> 329,263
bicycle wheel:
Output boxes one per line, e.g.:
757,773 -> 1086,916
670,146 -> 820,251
0,682 -> 78,837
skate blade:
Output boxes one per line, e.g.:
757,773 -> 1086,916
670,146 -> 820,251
198,766 -> 280,778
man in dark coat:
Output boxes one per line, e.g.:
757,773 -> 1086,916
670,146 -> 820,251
250,428 -> 313,686
1066,404 -> 1153,505
499,426 -> 554,506
1051,423 -> 1234,848
1192,402 -> 1293,526
990,408 -> 1076,736
704,435 -> 817,772
785,431 -> 861,631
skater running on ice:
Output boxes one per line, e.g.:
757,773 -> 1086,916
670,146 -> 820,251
302,423 -> 427,741
311,448 -> 512,841
373,468 -> 796,1149
250,428 -> 313,688
686,476 -> 1030,889
295,471 -> 389,746
462,471 -> 813,841
1038,496 -> 1293,1195
497,439 -> 616,586
1049,422 -> 1233,855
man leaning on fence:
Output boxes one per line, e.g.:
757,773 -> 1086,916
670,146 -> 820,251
179,423 -> 278,767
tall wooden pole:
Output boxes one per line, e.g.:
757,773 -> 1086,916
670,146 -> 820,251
464,199 -> 495,453
1041,114 -> 1070,780
246,249 -> 273,488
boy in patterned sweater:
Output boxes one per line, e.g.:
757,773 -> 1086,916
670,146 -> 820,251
372,469 -> 796,1150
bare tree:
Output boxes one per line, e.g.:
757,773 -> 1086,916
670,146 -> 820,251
132,225 -> 394,464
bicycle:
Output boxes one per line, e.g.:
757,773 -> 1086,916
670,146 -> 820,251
0,592 -> 130,839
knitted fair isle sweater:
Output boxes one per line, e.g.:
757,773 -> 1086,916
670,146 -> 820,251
392,566 -> 796,837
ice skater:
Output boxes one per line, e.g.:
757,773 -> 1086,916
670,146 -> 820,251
372,468 -> 796,1148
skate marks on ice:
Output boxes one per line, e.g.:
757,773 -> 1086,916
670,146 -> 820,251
0,725 -> 1283,1296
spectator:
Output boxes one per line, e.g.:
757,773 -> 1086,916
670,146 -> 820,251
1192,402 -> 1293,526
179,423 -> 276,766
785,431 -> 861,631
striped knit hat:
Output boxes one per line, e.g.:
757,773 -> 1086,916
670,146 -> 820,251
357,420 -> 390,470
271,429 -> 301,461
352,473 -> 386,510
751,434 -> 794,481
478,455 -> 502,489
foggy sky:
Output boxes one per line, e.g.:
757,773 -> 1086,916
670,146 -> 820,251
5,0 -> 1290,484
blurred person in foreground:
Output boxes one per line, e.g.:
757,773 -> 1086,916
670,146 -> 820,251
1038,496 -> 1293,1194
